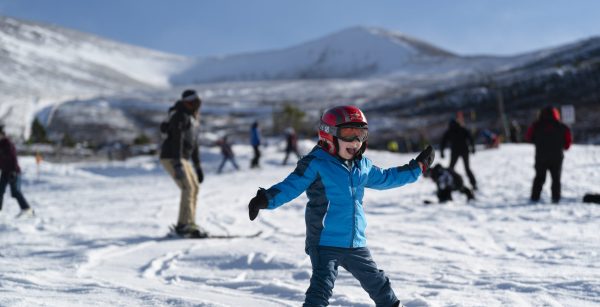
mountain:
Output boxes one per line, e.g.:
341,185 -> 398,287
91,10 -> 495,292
363,36 -> 600,146
0,15 -> 191,137
171,26 -> 505,84
1,15 -> 598,146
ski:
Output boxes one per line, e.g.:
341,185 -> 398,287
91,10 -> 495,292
200,231 -> 263,239
165,226 -> 263,240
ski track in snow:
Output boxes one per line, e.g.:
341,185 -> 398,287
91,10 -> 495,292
0,144 -> 599,306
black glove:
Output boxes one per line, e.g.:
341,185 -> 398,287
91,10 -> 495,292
195,166 -> 204,183
249,188 -> 268,221
172,162 -> 185,180
416,145 -> 435,173
8,172 -> 18,183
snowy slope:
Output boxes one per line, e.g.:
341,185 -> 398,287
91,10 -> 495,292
0,15 -> 191,138
1,143 -> 598,306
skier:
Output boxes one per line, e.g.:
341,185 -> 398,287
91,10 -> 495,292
525,106 -> 572,203
248,106 -> 434,307
0,125 -> 34,217
282,127 -> 301,165
249,121 -> 261,168
425,164 -> 474,203
440,118 -> 477,190
159,89 -> 206,238
216,135 -> 239,173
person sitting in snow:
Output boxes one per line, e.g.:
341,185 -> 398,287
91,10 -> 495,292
247,106 -> 434,307
425,163 -> 474,203
159,89 -> 205,238
0,125 -> 34,217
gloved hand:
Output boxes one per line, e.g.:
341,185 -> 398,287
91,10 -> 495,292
8,171 -> 18,183
416,145 -> 435,173
172,162 -> 185,180
248,188 -> 268,221
195,166 -> 204,183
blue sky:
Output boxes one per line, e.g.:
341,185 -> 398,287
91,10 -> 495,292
1,0 -> 599,57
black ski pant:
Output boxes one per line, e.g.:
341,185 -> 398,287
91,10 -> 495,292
437,186 -> 474,203
531,158 -> 563,202
449,151 -> 477,189
282,148 -> 301,165
217,155 -> 239,173
0,172 -> 30,211
250,145 -> 261,168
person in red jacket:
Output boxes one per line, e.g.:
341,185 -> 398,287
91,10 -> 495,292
525,106 -> 572,203
0,125 -> 34,217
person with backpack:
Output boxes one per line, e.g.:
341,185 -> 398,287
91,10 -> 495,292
440,118 -> 477,190
426,163 -> 474,203
247,106 -> 434,307
525,106 -> 572,203
0,125 -> 34,218
159,89 -> 205,238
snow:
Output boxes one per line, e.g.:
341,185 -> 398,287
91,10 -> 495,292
1,143 -> 599,306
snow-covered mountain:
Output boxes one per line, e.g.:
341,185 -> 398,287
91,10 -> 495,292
0,15 -> 191,138
2,15 -> 599,145
171,26 -> 506,84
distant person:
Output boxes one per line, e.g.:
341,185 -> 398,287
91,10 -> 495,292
249,121 -> 262,168
425,164 -> 474,203
248,106 -> 434,307
159,89 -> 206,238
216,135 -> 239,173
440,119 -> 477,190
509,120 -> 522,143
0,125 -> 34,218
525,106 -> 572,203
387,140 -> 399,152
282,127 -> 301,165
480,129 -> 500,148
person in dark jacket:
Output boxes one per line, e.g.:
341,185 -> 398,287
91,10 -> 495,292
216,135 -> 239,173
160,89 -> 205,237
525,106 -> 572,203
426,164 -> 474,203
248,106 -> 435,307
249,121 -> 262,168
440,118 -> 477,190
282,127 -> 301,165
0,125 -> 34,218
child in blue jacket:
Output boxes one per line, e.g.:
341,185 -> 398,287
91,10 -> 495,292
248,106 -> 434,307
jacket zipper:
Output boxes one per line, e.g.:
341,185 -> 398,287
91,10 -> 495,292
349,161 -> 357,248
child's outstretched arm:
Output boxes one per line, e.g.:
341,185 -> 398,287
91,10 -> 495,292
366,145 -> 435,189
248,156 -> 318,221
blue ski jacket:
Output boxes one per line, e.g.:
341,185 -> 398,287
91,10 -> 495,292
264,146 -> 421,253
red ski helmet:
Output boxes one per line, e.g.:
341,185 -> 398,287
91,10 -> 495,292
318,105 -> 368,156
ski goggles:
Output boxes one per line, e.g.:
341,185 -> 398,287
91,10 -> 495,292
337,127 -> 368,142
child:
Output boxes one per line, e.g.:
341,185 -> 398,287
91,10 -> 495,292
426,164 -> 474,203
248,106 -> 434,307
